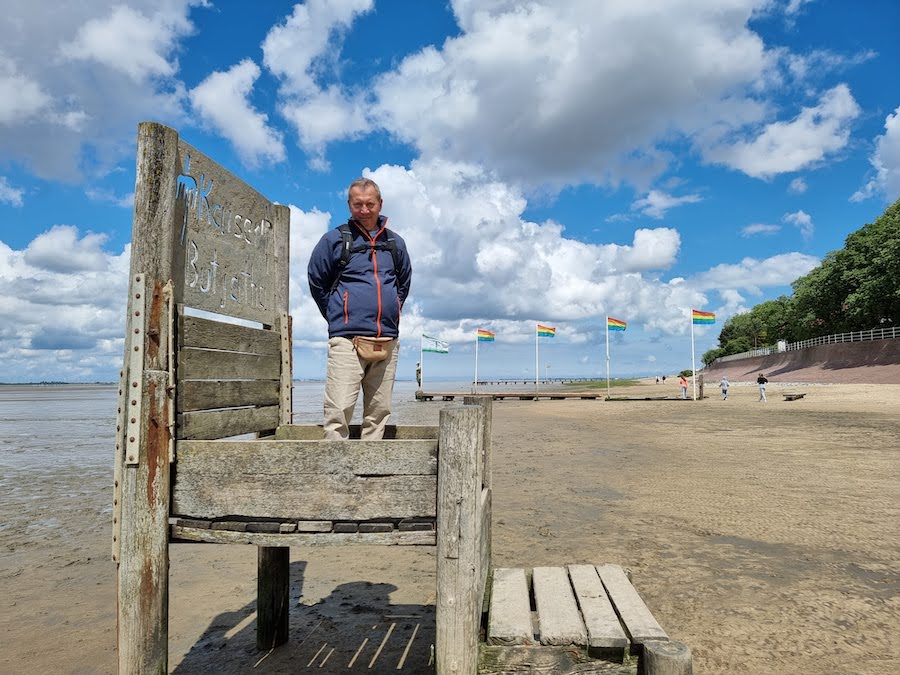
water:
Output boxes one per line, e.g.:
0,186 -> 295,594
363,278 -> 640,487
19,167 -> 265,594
0,380 -> 487,477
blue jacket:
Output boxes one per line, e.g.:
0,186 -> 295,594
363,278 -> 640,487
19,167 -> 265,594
307,216 -> 412,338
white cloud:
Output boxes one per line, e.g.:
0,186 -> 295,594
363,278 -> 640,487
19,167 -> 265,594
783,209 -> 814,240
741,223 -> 781,237
0,56 -> 51,124
0,232 -> 131,381
0,1 -> 201,181
851,106 -> 900,202
0,176 -> 25,206
23,225 -> 110,273
189,59 -> 286,168
788,177 -> 808,194
631,190 -> 703,219
693,252 -> 819,293
59,5 -> 190,81
703,84 -> 860,178
372,0 -> 775,189
263,0 -> 374,165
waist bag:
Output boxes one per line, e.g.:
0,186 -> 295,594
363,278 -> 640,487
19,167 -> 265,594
352,336 -> 395,363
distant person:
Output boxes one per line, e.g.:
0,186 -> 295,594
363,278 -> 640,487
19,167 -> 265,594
662,375 -> 666,383
720,376 -> 729,400
655,375 -> 660,384
307,177 -> 412,440
757,373 -> 768,402
679,375 -> 688,399
415,361 -> 422,389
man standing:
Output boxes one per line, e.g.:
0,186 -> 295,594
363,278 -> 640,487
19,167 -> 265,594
308,178 -> 412,439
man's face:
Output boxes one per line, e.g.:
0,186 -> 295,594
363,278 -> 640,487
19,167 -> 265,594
348,186 -> 383,231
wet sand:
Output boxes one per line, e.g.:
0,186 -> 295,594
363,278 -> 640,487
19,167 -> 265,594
2,379 -> 899,673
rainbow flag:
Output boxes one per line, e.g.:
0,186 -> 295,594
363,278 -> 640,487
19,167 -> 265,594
692,309 -> 716,325
476,329 -> 495,342
537,324 -> 556,338
607,317 -> 626,331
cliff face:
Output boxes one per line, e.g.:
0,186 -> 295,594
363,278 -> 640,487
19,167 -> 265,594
703,339 -> 900,384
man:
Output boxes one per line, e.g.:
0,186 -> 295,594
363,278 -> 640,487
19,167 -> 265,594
307,178 -> 412,439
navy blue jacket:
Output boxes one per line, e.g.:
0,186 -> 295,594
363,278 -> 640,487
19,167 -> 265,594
307,216 -> 412,338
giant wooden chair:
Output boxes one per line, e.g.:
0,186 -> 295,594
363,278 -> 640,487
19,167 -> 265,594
113,122 -> 492,674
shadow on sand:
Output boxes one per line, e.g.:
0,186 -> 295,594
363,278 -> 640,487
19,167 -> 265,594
173,561 -> 436,674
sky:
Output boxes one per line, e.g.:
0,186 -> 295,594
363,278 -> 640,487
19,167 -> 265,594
1,0 -> 899,384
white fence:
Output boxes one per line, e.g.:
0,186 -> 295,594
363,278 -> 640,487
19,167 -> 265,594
714,326 -> 899,364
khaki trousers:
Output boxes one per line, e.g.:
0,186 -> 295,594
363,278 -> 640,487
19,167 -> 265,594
323,336 -> 399,440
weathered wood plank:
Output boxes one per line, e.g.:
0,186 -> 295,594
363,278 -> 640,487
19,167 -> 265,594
178,379 -> 279,412
478,645 -> 637,674
180,314 -> 281,354
596,565 -> 668,645
178,347 -> 280,380
170,525 -> 435,546
177,405 -> 280,440
488,568 -> 534,646
568,564 -> 629,651
176,438 -> 438,474
173,473 -> 437,520
274,423 -> 439,440
533,566 -> 588,646
436,405 -> 485,675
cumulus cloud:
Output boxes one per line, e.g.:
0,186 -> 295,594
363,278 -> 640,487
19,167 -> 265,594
58,5 -> 189,81
262,0 -> 373,165
702,84 -> 860,178
189,59 -> 286,168
692,252 -> 819,294
0,232 -> 130,381
23,225 -> 110,273
851,106 -> 900,202
0,56 -> 51,124
0,1 -> 202,181
372,0 -> 775,189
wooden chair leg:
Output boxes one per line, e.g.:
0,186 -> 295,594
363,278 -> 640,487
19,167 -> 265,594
257,546 -> 290,650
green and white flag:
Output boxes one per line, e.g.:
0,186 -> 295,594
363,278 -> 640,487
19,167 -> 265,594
422,334 -> 449,353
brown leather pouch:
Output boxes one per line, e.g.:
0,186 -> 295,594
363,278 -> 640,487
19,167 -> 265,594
351,336 -> 395,363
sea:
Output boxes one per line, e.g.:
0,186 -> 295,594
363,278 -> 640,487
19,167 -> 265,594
0,378 -> 537,478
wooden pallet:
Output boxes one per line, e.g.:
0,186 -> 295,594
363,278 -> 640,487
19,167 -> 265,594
783,393 -> 807,401
481,564 -> 691,675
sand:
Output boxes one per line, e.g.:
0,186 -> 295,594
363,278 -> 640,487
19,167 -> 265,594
2,378 -> 899,674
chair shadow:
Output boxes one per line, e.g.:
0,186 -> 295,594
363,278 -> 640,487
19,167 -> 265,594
173,560 -> 436,674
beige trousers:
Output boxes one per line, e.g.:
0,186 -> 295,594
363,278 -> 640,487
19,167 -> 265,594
323,336 -> 399,440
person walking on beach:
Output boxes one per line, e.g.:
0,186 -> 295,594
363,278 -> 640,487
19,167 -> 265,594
415,362 -> 422,389
307,177 -> 413,440
757,373 -> 768,402
679,374 -> 688,399
720,376 -> 729,400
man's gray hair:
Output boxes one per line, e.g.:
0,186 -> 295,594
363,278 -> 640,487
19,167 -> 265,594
348,177 -> 382,201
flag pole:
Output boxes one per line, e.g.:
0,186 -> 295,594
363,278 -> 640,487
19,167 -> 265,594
419,334 -> 424,391
605,316 -> 611,399
473,331 -> 479,394
690,311 -> 697,401
535,324 -> 539,395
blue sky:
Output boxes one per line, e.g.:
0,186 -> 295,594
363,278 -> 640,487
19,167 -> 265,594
1,0 -> 898,383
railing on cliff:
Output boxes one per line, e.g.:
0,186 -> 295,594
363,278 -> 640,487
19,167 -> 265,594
714,326 -> 899,364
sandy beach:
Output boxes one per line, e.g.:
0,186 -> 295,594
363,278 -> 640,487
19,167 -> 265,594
2,378 -> 899,674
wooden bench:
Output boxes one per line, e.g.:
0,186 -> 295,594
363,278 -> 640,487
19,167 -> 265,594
482,564 -> 691,675
783,393 -> 806,401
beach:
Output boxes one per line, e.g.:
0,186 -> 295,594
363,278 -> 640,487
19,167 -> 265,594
1,379 -> 899,674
